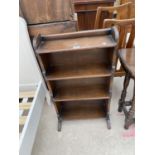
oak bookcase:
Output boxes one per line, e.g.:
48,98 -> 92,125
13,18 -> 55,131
33,27 -> 119,131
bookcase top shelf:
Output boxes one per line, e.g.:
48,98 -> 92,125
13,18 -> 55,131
33,28 -> 118,54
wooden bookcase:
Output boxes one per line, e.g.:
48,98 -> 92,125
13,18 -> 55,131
33,27 -> 119,131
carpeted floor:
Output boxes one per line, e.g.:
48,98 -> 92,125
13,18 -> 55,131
32,77 -> 135,155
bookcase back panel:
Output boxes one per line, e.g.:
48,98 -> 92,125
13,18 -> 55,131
52,77 -> 110,89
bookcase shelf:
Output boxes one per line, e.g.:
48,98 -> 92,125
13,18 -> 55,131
53,85 -> 110,102
46,64 -> 112,81
61,100 -> 107,120
33,28 -> 118,131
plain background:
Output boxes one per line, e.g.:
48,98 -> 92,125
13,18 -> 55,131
0,0 -> 155,154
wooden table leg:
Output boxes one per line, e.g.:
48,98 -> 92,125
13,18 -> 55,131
124,84 -> 135,129
118,73 -> 130,112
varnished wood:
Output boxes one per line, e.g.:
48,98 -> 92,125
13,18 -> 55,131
46,64 -> 112,81
53,77 -> 110,102
54,85 -> 110,102
103,18 -> 135,76
118,48 -> 135,77
124,86 -> 135,129
94,2 -> 133,29
33,28 -> 119,131
103,19 -> 135,48
118,72 -> 130,112
118,48 -> 135,129
34,29 -> 117,54
20,0 -> 74,24
28,21 -> 78,37
74,0 -> 115,30
61,100 -> 106,120
120,0 -> 135,18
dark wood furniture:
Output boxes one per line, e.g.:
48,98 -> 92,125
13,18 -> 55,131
103,18 -> 135,76
74,0 -> 115,30
94,2 -> 133,29
20,0 -> 74,24
19,0 -> 77,37
28,21 -> 77,37
33,27 -> 119,131
117,48 -> 135,129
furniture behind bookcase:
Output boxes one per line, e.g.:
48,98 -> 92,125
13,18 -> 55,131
20,0 -> 74,24
19,0 -> 77,37
120,0 -> 135,18
33,27 -> 119,131
74,0 -> 115,30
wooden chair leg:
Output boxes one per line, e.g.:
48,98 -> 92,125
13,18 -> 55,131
118,73 -> 130,112
124,85 -> 135,129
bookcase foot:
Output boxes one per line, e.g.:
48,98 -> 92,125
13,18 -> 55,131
106,114 -> 111,129
57,116 -> 62,132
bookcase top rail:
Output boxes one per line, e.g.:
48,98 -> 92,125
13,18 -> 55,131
33,27 -> 119,54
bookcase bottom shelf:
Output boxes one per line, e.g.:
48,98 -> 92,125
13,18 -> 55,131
55,99 -> 112,131
57,100 -> 107,120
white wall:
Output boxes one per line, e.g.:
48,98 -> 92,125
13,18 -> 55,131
19,17 -> 41,86
19,17 -> 51,105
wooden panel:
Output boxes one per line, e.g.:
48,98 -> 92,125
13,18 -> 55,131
61,100 -> 106,120
118,48 -> 135,77
103,18 -> 135,76
95,2 -> 133,29
53,85 -> 110,101
37,35 -> 116,54
74,0 -> 115,30
40,48 -> 114,77
45,48 -> 113,66
52,77 -> 110,101
46,64 -> 112,80
28,21 -> 77,37
20,0 -> 74,24
120,0 -> 135,17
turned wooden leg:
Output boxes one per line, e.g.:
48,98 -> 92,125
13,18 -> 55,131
57,115 -> 62,132
118,73 -> 130,112
124,86 -> 135,129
